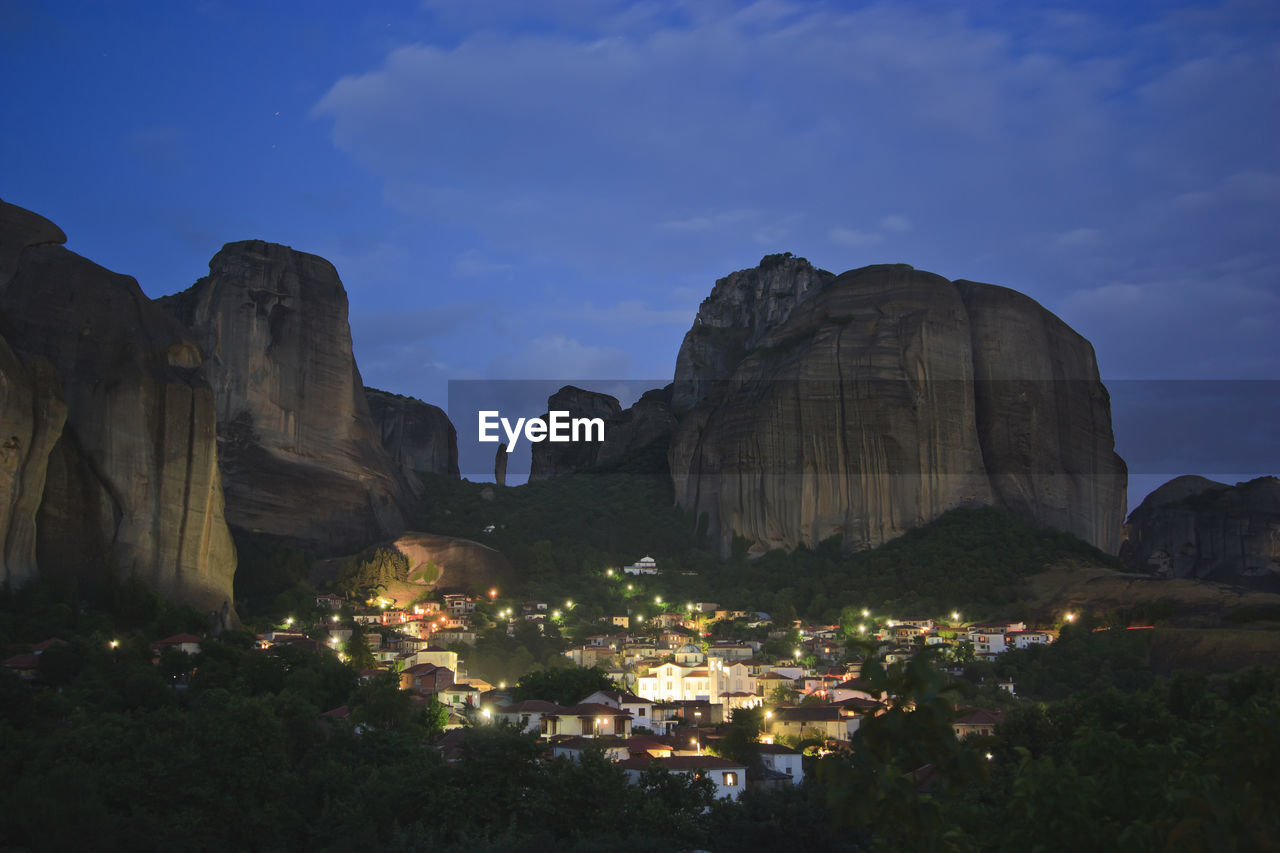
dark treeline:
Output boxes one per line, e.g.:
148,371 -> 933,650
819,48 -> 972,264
2,583 -> 1277,852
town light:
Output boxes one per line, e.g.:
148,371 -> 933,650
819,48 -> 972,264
331,615 -> 339,623
654,596 -> 662,604
499,682 -> 506,689
686,603 -> 693,611
606,569 -> 613,577
552,610 -> 561,618
794,649 -> 802,658
858,625 -> 866,634
566,599 -> 574,609
626,584 -> 633,591
482,708 -> 491,720
952,611 -> 960,622
1065,612 -> 1077,623
635,615 -> 643,623
861,609 -> 869,617
108,640 -> 118,649
765,710 -> 772,719
284,617 -> 294,627
985,752 -> 993,760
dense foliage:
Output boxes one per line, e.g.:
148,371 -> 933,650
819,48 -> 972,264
2,584 -> 1277,851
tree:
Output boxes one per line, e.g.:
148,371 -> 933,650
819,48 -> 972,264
713,707 -> 764,779
513,666 -> 614,705
344,622 -> 377,670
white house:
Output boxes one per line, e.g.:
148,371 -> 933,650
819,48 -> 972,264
581,690 -> 657,730
617,755 -> 747,801
757,742 -> 804,784
623,556 -> 660,575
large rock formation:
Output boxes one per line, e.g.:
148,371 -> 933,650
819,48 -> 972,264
0,200 -> 237,615
529,385 -> 677,480
671,262 -> 995,555
956,280 -> 1127,554
160,242 -> 420,552
365,387 -> 459,482
1121,475 -> 1280,582
668,255 -> 1125,556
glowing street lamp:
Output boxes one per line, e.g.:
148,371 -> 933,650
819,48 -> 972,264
284,617 -> 294,627
606,569 -> 614,577
951,611 -> 960,622
861,609 -> 869,618
1065,612 -> 1077,623
565,599 -> 574,609
108,640 -> 118,649
654,596 -> 663,605
489,588 -> 498,600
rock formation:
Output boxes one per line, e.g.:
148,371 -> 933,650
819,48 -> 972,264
495,442 -> 508,487
956,279 -> 1128,554
0,200 -> 237,615
365,387 -> 459,482
668,256 -> 1126,556
160,241 -> 421,552
529,385 -> 677,480
1121,475 -> 1280,582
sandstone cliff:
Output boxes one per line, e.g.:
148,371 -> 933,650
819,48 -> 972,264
956,280 -> 1127,554
529,385 -> 677,480
1121,475 -> 1280,582
670,262 -> 994,555
668,256 -> 1126,556
365,387 -> 459,483
0,201 -> 237,614
160,242 -> 420,552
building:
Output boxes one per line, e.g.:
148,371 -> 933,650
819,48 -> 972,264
757,742 -> 805,784
770,705 -> 861,741
952,708 -> 1004,738
580,690 -> 657,730
618,755 -> 747,801
622,555 -> 660,575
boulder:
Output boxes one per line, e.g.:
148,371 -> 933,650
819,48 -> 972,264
160,241 -> 421,552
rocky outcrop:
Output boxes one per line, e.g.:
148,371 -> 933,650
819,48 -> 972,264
668,257 -> 1126,556
365,387 -> 459,482
0,333 -> 65,589
672,253 -> 835,414
1121,476 -> 1280,582
495,443 -> 508,487
528,385 -> 677,480
671,263 -> 994,555
956,280 -> 1127,554
160,241 -> 420,552
0,201 -> 237,614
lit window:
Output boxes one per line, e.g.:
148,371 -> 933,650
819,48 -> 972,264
722,772 -> 738,786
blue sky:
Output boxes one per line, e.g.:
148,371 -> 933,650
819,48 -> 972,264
3,0 -> 1277,505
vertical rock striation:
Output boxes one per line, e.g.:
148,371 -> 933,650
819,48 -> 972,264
955,280 -> 1127,554
668,256 -> 1126,556
160,241 -> 421,552
0,201 -> 237,614
365,387 -> 460,482
1121,475 -> 1280,582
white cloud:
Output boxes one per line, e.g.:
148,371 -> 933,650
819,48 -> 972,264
879,214 -> 911,233
828,227 -> 883,248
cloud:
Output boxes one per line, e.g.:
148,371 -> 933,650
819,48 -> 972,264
487,333 -> 633,380
572,299 -> 691,327
829,227 -> 882,248
453,249 -> 514,277
311,0 -> 1280,389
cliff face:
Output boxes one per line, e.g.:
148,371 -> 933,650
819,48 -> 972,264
365,387 -> 459,483
671,263 -> 994,555
0,201 -> 236,615
956,280 -> 1128,554
529,385 -> 677,480
1121,476 -> 1280,582
668,257 -> 1126,556
160,241 -> 420,552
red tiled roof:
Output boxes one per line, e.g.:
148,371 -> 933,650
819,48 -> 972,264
155,633 -> 202,645
3,653 -> 39,669
497,700 -> 563,713
953,708 -> 1004,727
617,755 -> 745,772
32,638 -> 68,652
558,702 -> 633,717
320,705 -> 350,718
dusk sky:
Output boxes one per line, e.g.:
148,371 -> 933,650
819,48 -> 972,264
3,0 -> 1277,506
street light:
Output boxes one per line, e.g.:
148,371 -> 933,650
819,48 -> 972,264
108,640 -> 118,649
861,609 -> 869,618
1065,612 -> 1077,623
654,596 -> 662,604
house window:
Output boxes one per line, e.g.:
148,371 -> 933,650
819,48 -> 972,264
638,708 -> 646,717
722,772 -> 738,786
785,766 -> 793,775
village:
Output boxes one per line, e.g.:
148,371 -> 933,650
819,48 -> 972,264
3,555 -> 1059,801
